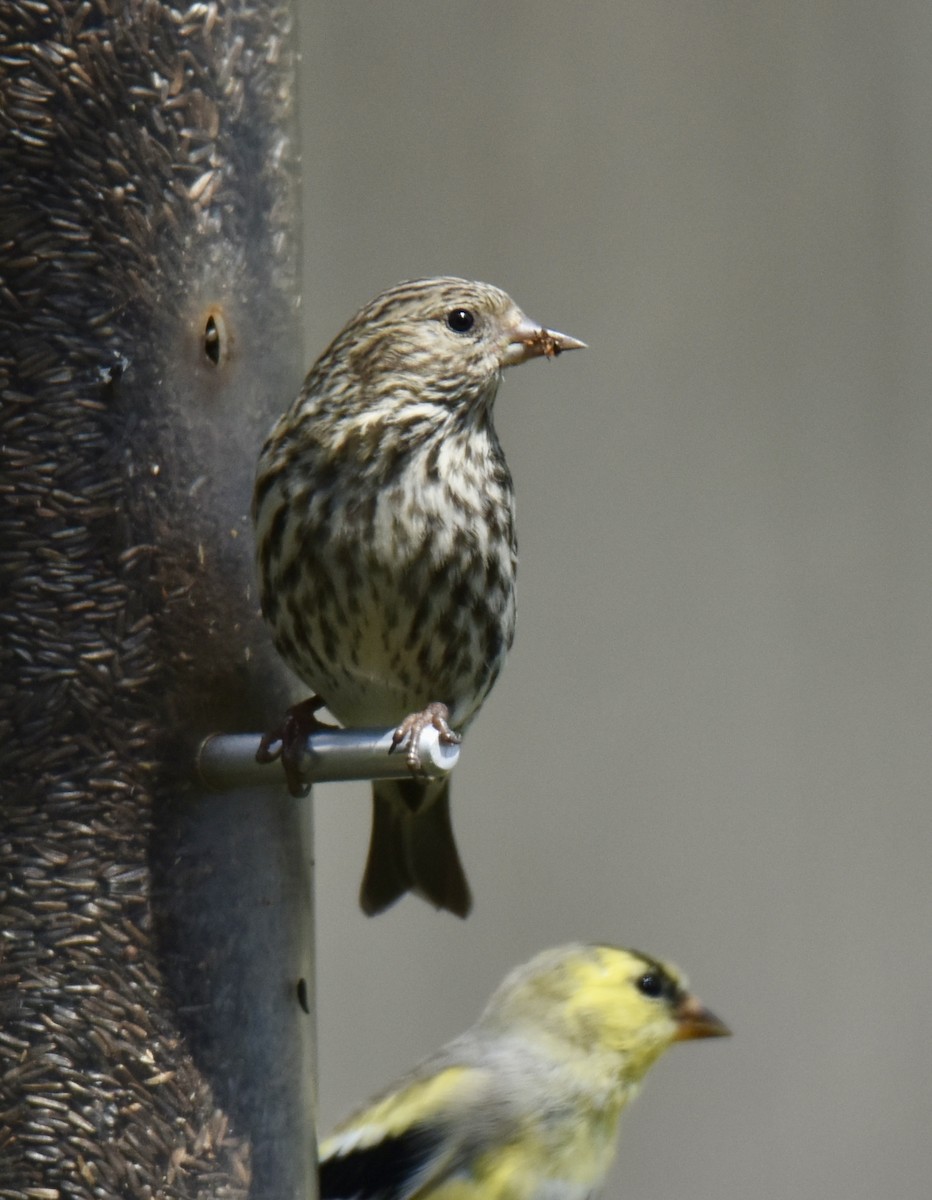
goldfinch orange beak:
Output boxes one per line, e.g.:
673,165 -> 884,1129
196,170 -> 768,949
673,993 -> 731,1041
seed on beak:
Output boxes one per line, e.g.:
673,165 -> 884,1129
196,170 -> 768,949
532,328 -> 587,358
504,315 -> 587,366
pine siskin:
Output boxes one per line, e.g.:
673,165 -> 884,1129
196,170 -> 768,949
253,278 -> 584,917
319,943 -> 730,1200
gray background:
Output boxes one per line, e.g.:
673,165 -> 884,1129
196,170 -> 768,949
296,6 -> 931,1198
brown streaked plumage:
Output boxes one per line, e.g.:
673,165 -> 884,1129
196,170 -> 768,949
253,277 -> 584,916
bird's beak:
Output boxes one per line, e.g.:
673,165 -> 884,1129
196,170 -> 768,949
503,312 -> 587,366
672,993 -> 731,1041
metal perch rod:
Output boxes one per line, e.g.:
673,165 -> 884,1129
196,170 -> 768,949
197,726 -> 461,791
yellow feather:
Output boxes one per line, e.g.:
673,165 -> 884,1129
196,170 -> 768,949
319,945 -> 729,1200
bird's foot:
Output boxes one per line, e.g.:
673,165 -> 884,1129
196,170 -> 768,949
257,696 -> 339,797
389,702 -> 462,775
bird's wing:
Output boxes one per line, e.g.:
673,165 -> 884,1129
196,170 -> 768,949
319,1064 -> 499,1200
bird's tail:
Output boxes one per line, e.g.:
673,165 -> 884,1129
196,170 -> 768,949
360,777 -> 472,918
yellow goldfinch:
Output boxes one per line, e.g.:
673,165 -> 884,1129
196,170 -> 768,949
319,943 -> 729,1200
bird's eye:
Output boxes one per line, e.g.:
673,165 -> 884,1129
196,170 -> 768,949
445,308 -> 476,333
636,973 -> 665,999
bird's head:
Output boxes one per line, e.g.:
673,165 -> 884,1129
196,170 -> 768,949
478,943 -> 729,1085
319,277 -> 585,421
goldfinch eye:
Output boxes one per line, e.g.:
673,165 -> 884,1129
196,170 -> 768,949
636,973 -> 664,999
446,308 -> 475,333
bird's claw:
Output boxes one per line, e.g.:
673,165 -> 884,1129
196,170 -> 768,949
390,702 -> 462,774
256,696 -> 339,797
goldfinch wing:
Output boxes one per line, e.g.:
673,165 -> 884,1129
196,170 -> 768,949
320,1064 -> 495,1200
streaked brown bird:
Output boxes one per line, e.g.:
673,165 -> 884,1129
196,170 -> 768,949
253,277 -> 584,917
